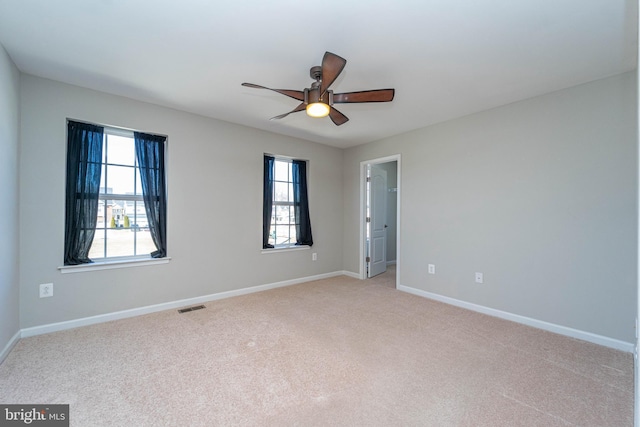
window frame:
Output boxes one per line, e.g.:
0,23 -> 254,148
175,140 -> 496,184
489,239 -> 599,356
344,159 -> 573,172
91,127 -> 150,262
270,158 -> 297,248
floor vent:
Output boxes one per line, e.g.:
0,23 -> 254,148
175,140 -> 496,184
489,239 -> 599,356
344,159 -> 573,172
178,305 -> 205,314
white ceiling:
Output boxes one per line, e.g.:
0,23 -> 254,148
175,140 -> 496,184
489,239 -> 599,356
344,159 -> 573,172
0,0 -> 636,148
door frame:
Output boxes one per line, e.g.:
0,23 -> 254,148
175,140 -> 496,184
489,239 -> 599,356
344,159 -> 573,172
359,154 -> 401,285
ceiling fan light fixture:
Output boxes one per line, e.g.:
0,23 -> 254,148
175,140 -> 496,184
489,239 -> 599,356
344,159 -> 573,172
306,102 -> 330,118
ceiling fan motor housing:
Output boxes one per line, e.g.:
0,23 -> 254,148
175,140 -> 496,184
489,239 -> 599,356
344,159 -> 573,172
304,87 -> 333,105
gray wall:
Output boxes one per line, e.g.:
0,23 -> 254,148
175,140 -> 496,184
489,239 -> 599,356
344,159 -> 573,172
0,44 -> 20,354
19,75 -> 344,328
344,72 -> 637,343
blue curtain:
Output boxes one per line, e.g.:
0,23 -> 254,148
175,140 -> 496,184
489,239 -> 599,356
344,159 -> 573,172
263,156 -> 275,248
64,121 -> 104,265
134,132 -> 167,258
292,160 -> 313,246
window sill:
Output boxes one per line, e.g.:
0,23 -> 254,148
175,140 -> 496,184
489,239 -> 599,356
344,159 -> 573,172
58,257 -> 171,274
261,245 -> 310,254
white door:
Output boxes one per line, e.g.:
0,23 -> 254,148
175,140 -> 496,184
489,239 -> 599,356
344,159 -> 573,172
368,165 -> 387,278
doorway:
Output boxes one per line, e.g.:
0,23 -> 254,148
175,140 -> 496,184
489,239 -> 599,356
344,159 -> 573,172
360,155 -> 401,287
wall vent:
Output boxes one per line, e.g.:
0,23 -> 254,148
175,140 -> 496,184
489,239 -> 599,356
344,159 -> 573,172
178,305 -> 205,313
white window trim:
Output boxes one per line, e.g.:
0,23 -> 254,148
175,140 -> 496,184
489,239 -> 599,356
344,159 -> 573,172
94,128 -> 146,260
58,256 -> 171,274
266,156 -> 305,249
261,245 -> 310,254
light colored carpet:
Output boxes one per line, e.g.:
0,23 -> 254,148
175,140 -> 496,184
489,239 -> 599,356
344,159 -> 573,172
0,273 -> 633,426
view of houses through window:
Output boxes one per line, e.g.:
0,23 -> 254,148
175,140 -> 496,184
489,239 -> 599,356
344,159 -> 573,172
88,130 -> 157,259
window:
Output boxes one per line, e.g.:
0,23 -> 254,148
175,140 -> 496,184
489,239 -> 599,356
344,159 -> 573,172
263,155 -> 313,249
64,120 -> 167,265
89,129 -> 156,260
269,159 -> 297,247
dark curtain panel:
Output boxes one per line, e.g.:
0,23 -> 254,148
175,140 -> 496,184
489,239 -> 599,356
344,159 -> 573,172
292,160 -> 313,246
263,156 -> 275,249
64,121 -> 104,265
134,132 -> 167,258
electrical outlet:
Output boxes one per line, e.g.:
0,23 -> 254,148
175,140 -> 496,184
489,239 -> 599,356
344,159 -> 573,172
428,264 -> 435,274
312,253 -> 317,261
39,283 -> 53,298
475,272 -> 483,284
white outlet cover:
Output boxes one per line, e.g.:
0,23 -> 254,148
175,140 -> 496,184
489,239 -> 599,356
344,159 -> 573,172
475,273 -> 483,284
39,283 -> 53,298
428,264 -> 435,274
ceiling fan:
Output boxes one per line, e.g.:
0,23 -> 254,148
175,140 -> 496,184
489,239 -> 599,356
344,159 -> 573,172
242,52 -> 395,126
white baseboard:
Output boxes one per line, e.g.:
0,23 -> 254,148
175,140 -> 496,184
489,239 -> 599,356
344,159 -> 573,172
21,271 -> 347,339
0,330 -> 21,365
398,284 -> 634,353
342,270 -> 361,279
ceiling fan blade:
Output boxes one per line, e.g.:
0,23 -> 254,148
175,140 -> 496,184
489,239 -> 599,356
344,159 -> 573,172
269,102 -> 307,120
241,83 -> 305,101
332,89 -> 395,104
329,107 -> 349,126
319,52 -> 347,98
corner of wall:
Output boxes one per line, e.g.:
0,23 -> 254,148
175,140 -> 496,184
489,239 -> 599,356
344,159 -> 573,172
0,43 -> 21,361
